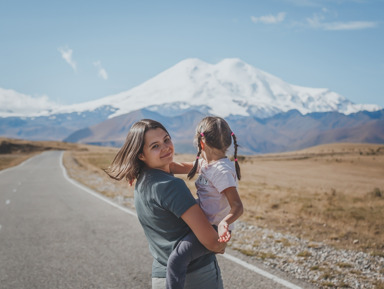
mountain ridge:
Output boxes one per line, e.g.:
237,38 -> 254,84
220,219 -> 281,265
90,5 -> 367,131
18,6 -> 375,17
63,58 -> 381,119
63,108 -> 384,154
1,58 -> 381,119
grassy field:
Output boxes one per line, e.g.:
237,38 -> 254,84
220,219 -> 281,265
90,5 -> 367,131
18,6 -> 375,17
237,144 -> 384,253
1,138 -> 383,254
0,138 -> 81,170
174,143 -> 384,253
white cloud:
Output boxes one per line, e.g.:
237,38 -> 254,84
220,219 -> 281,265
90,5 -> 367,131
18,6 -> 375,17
306,10 -> 377,31
251,12 -> 286,24
322,21 -> 376,31
93,61 -> 108,80
58,46 -> 77,72
0,87 -> 58,117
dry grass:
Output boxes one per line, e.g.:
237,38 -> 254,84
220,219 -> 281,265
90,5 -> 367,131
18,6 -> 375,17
1,139 -> 384,253
0,137 -> 81,170
249,144 -> 383,252
0,153 -> 36,171
176,143 -> 384,252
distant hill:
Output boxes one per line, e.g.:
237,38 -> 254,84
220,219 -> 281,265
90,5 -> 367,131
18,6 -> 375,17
64,108 -> 384,154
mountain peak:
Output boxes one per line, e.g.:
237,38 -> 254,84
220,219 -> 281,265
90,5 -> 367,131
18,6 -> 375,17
0,58 -> 381,118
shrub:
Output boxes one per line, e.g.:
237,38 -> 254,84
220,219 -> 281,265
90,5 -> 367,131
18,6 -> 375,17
297,251 -> 312,258
371,187 -> 383,198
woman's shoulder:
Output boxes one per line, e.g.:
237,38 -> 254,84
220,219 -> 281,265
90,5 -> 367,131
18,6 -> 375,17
140,169 -> 194,209
141,168 -> 187,189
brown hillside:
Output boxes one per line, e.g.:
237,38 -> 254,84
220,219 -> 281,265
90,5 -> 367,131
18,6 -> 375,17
1,139 -> 383,253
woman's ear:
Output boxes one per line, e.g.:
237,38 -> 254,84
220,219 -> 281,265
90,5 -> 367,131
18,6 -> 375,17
138,153 -> 145,161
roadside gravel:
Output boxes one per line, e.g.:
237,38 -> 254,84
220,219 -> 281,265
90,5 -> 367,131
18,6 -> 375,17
230,222 -> 384,289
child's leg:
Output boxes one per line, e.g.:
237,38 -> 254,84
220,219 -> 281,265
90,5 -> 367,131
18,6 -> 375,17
166,230 -> 210,289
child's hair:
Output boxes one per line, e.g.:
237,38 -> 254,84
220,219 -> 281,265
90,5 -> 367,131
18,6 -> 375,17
105,119 -> 170,185
187,116 -> 241,180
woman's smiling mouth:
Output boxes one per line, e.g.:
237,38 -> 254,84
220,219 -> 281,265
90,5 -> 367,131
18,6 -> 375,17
161,151 -> 173,159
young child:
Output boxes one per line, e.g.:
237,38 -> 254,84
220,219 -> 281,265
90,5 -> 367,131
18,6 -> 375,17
167,116 -> 244,289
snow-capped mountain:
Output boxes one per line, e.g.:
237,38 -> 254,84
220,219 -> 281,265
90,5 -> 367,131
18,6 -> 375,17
1,58 -> 383,153
1,58 -> 381,119
59,58 -> 381,119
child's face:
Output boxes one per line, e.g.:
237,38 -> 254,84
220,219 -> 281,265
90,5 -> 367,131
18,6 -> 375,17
139,128 -> 174,173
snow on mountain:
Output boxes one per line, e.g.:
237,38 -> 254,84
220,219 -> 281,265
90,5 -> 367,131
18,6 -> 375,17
84,58 -> 381,119
1,58 -> 381,119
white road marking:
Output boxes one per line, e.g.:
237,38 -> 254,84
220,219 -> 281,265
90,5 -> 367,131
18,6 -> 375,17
221,253 -> 303,289
59,151 -> 303,289
59,152 -> 136,217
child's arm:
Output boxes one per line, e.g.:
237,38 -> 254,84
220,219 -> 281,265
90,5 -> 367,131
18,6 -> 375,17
169,161 -> 194,174
218,187 -> 243,243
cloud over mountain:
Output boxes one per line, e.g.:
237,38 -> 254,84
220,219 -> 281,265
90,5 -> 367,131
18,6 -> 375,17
0,88 -> 59,117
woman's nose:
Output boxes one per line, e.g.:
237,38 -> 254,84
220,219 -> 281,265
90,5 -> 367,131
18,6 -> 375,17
163,141 -> 172,150
161,143 -> 169,151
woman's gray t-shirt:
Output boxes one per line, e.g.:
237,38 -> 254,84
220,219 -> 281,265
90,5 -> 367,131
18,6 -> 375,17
134,168 -> 215,278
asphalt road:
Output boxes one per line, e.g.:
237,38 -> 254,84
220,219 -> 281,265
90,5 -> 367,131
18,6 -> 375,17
0,151 -> 314,289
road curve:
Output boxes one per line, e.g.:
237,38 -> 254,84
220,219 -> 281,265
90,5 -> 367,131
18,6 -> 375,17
0,151 -> 314,289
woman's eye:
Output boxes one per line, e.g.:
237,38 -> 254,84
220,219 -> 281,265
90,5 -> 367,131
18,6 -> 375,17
152,144 -> 159,149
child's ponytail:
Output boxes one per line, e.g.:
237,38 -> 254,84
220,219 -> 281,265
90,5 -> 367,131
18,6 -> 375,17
231,132 -> 241,180
187,134 -> 203,180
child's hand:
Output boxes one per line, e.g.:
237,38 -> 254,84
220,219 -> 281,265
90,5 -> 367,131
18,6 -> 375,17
218,221 -> 231,243
218,231 -> 231,243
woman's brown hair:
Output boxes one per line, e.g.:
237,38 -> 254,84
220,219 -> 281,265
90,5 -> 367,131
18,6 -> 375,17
105,119 -> 170,185
187,116 -> 241,180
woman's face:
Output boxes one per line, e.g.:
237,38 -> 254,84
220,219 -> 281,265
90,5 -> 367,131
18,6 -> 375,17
139,128 -> 174,172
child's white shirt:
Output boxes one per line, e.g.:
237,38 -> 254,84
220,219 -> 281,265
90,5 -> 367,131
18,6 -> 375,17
195,157 -> 238,230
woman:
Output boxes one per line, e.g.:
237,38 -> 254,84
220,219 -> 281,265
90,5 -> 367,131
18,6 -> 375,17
105,119 -> 226,289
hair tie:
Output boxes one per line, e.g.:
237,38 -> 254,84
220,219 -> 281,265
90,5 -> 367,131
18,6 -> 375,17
196,156 -> 199,159
234,158 -> 238,162
200,132 -> 204,137
231,132 -> 234,136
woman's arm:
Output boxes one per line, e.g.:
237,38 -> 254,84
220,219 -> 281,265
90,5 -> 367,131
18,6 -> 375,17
181,204 -> 227,253
169,161 -> 194,174
218,187 -> 244,242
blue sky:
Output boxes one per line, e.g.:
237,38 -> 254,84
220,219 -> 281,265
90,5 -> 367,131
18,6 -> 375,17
1,0 -> 383,108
